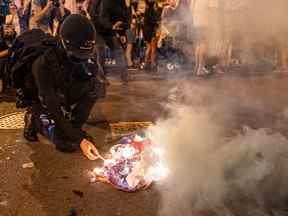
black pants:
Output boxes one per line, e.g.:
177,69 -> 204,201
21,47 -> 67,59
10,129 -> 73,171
26,89 -> 97,152
101,35 -> 128,80
26,104 -> 82,152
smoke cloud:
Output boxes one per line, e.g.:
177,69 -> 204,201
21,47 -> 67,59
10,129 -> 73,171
146,84 -> 288,216
164,0 -> 288,64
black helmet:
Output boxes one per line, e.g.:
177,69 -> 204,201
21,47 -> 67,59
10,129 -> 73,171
59,14 -> 96,60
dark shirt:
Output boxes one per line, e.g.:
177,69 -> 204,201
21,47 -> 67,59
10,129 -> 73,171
100,0 -> 129,32
88,0 -> 102,31
144,0 -> 162,27
32,47 -> 97,145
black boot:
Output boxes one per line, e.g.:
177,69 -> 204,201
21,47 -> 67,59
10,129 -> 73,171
24,111 -> 38,142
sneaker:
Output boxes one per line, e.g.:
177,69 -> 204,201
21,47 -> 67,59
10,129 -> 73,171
127,65 -> 138,71
139,62 -> 145,70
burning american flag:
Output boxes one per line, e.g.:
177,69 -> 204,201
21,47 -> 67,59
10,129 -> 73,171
90,133 -> 169,192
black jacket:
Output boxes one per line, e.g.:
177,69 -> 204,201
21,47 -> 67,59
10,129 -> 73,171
100,0 -> 129,33
88,0 -> 104,32
32,47 -> 98,145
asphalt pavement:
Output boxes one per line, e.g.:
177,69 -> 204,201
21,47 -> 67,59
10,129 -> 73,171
1,70 -> 288,216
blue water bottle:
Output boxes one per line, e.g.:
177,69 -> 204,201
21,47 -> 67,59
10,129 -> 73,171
40,114 -> 55,141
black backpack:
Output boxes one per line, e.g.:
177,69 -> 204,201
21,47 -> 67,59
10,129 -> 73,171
10,29 -> 58,89
9,29 -> 58,107
10,29 -> 106,108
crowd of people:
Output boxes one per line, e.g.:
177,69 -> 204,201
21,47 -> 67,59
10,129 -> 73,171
0,0 -> 182,82
193,0 -> 288,76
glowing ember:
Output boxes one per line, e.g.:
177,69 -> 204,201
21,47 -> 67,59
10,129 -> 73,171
91,133 -> 168,192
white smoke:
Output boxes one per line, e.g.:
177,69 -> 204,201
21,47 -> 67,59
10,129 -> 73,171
163,0 -> 288,65
146,85 -> 288,216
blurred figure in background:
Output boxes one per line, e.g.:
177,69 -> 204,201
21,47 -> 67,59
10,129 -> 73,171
125,0 -> 138,70
30,0 -> 70,34
143,0 -> 163,72
29,0 -> 54,32
88,0 -> 106,76
0,22 -> 10,94
1,3 -> 18,94
99,0 -> 130,83
64,0 -> 76,13
5,3 -> 21,36
49,0 -> 71,35
76,0 -> 88,16
17,0 -> 31,33
191,0 -> 209,76
191,0 -> 222,76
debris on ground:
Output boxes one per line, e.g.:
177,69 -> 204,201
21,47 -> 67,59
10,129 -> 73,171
0,200 -> 8,206
22,162 -> 34,169
72,190 -> 84,198
68,208 -> 77,216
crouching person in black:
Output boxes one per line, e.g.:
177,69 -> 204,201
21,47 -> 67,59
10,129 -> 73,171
24,14 -> 101,160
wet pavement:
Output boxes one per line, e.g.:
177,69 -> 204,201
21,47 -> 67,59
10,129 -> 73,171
1,70 -> 288,216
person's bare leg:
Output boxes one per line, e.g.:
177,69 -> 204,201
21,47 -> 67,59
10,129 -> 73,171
194,43 -> 200,75
145,42 -> 152,66
150,37 -> 157,68
196,41 -> 207,76
226,42 -> 233,66
95,47 -> 105,73
217,40 -> 232,73
126,43 -> 134,67
214,39 -> 225,74
95,46 -> 110,85
111,37 -> 128,83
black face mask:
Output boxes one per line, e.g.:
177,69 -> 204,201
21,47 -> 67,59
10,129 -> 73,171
60,39 -> 89,64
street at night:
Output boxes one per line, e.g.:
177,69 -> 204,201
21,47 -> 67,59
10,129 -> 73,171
1,0 -> 288,214
1,70 -> 288,216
